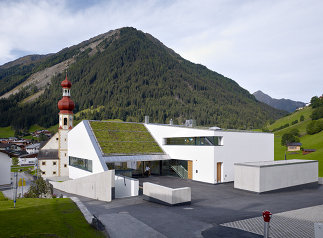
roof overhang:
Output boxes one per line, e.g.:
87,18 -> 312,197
103,154 -> 170,163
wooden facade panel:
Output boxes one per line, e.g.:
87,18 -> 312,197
188,160 -> 193,179
217,162 -> 222,182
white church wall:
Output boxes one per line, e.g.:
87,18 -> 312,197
41,133 -> 59,150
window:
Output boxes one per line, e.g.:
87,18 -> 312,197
69,156 -> 92,172
42,161 -> 46,166
64,118 -> 67,126
64,164 -> 67,168
65,153 -> 66,156
165,136 -> 223,146
56,138 -> 59,141
53,162 -> 56,166
42,171 -> 46,175
53,171 -> 56,175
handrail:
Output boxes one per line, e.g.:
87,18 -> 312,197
170,164 -> 188,179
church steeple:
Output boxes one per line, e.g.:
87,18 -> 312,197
57,70 -> 74,177
58,71 -> 74,115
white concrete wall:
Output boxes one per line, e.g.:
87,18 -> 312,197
234,160 -> 318,193
146,124 -> 273,184
319,177 -> 323,185
143,182 -> 191,205
68,121 -> 106,179
259,161 -> 318,193
0,152 -> 11,185
115,175 -> 139,198
216,131 -> 274,183
234,164 -> 260,192
50,170 -> 115,202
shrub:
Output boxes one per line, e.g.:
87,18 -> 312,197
311,107 -> 323,120
300,115 -> 305,121
272,123 -> 290,132
24,177 -> 51,198
291,120 -> 298,125
306,120 -> 323,135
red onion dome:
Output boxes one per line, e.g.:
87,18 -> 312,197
58,97 -> 75,111
61,76 -> 72,88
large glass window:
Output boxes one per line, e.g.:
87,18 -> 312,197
165,136 -> 223,146
69,156 -> 92,172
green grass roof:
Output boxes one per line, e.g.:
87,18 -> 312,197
89,120 -> 163,155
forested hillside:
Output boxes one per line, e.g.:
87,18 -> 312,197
0,27 -> 285,131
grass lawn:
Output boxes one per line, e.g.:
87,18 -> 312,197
0,126 -> 15,138
11,165 -> 34,172
0,192 -> 105,238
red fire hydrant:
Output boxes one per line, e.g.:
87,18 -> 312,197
262,210 -> 272,238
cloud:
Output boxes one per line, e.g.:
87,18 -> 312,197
0,0 -> 322,102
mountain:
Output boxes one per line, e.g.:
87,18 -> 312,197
0,27 -> 286,130
253,90 -> 306,113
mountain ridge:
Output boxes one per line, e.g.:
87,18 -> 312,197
253,90 -> 306,113
0,27 -> 286,130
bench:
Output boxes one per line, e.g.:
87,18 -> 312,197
143,182 -> 191,206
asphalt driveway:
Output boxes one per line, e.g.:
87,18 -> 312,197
55,176 -> 323,238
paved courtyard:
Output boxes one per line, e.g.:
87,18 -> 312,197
55,176 -> 323,238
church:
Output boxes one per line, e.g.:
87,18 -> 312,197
38,73 -> 74,178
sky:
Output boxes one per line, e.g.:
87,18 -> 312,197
0,0 -> 322,102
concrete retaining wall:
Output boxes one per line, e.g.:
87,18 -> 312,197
115,175 -> 139,198
319,177 -> 323,185
50,170 -> 115,202
143,182 -> 191,205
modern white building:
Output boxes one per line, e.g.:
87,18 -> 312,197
68,119 -> 274,184
0,151 -> 11,186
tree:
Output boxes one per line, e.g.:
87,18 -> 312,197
310,95 -> 323,108
281,132 -> 300,146
311,107 -> 323,120
11,157 -> 19,166
25,177 -> 51,198
300,115 -> 304,122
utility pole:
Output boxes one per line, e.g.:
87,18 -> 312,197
13,172 -> 18,208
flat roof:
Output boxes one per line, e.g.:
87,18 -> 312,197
147,123 -> 273,134
235,159 -> 318,168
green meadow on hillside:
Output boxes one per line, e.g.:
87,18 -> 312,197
269,107 -> 323,176
0,126 -> 15,138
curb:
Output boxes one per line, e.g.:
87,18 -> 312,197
70,197 -> 94,224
